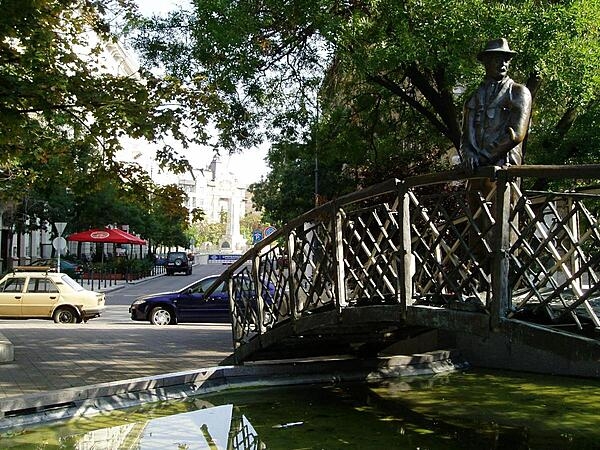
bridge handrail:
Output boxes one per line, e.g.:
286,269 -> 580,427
219,164 -> 600,277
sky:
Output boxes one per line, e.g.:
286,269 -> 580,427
136,0 -> 186,16
132,0 -> 270,186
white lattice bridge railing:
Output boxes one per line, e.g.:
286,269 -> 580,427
203,165 -> 600,349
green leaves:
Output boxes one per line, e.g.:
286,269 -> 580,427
4,0 -> 598,230
0,0 -> 199,247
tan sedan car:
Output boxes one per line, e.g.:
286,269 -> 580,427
0,268 -> 105,323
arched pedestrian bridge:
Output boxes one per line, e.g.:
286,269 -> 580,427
210,165 -> 600,377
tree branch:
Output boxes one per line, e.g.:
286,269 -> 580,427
368,73 -> 453,145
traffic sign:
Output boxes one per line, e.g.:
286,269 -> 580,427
55,222 -> 67,236
208,254 -> 242,264
52,237 -> 67,251
252,230 -> 263,244
263,226 -> 277,238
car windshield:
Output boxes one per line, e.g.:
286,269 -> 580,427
59,274 -> 85,291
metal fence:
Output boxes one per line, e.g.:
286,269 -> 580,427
79,263 -> 166,291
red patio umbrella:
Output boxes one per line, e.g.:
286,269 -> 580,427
66,228 -> 147,245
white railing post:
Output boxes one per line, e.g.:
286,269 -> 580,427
252,253 -> 266,334
491,170 -> 511,329
227,276 -> 241,350
568,197 -> 582,294
333,205 -> 347,311
397,184 -> 413,317
287,230 -> 300,320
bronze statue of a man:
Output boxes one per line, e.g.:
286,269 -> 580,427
460,38 -> 532,173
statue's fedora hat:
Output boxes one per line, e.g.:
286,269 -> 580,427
477,38 -> 517,61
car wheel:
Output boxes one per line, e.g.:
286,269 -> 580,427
53,306 -> 78,324
174,258 -> 183,267
150,306 -> 175,325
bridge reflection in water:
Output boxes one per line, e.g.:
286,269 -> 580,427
209,165 -> 600,376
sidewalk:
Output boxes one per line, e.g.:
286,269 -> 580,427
0,278 -> 122,365
0,319 -> 233,396
0,271 -> 164,363
0,270 -> 235,400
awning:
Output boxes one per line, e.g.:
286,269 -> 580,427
66,228 -> 147,245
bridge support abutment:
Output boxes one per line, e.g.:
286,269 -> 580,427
451,321 -> 600,378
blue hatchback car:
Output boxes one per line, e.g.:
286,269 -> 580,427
129,274 -> 275,325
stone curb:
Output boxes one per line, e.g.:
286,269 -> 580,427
0,349 -> 467,431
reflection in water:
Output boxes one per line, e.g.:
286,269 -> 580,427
74,404 -> 262,450
2,369 -> 600,449
231,414 -> 262,450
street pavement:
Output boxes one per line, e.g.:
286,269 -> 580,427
0,267 -> 234,400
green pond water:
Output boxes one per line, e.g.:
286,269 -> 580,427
2,368 -> 600,449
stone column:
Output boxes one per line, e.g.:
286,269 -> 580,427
220,189 -> 246,251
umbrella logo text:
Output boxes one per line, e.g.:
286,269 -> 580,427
90,231 -> 110,239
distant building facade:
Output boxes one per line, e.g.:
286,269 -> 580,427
117,147 -> 252,253
175,156 -> 249,252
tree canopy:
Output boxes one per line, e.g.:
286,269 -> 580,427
0,0 -> 198,245
3,1 -> 598,232
133,0 -> 600,224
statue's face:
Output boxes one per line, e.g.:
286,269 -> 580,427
482,53 -> 512,80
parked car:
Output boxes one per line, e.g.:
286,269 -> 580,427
29,258 -> 85,279
165,251 -> 192,276
129,274 -> 275,325
0,268 -> 105,323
